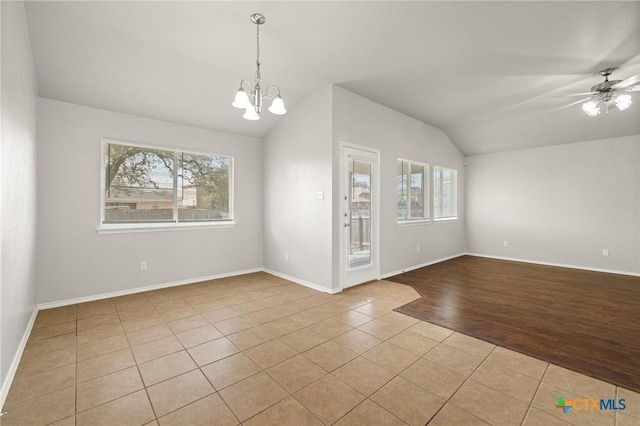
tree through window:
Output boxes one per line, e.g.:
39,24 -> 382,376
103,140 -> 232,224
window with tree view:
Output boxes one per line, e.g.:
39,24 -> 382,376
397,159 -> 429,221
103,140 -> 232,224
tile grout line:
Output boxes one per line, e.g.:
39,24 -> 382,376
76,295 -> 159,423
133,291 -> 161,424
519,362 -> 551,426
326,371 -> 403,425
143,290 -> 222,424
423,339 -> 497,425
259,355 -> 329,424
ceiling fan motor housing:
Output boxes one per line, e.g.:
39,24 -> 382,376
591,80 -> 623,92
591,80 -> 623,101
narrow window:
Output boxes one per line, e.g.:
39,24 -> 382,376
433,166 -> 457,219
397,159 -> 429,221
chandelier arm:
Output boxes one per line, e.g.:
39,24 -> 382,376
239,79 -> 252,92
264,86 -> 281,100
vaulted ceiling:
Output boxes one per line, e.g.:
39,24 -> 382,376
24,1 -> 640,155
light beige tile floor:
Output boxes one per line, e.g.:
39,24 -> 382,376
1,272 -> 637,425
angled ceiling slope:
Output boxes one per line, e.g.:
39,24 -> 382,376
24,1 -> 640,155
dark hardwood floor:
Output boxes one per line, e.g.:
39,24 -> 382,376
389,255 -> 640,393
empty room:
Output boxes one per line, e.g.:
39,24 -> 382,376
1,1 -> 639,425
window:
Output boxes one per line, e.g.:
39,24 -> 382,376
433,166 -> 457,219
397,159 -> 429,221
102,140 -> 232,225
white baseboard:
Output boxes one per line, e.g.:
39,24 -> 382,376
1,308 -> 38,410
263,268 -> 340,294
465,253 -> 640,277
379,253 -> 466,279
36,267 -> 264,310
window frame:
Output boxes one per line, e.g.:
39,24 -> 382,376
433,165 -> 458,221
98,139 -> 234,233
396,158 -> 430,224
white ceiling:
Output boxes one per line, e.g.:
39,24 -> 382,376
23,1 -> 640,155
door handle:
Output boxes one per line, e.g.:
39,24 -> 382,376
344,223 -> 351,227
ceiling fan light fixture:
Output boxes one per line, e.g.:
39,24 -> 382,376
582,100 -> 600,116
554,68 -> 639,115
614,94 -> 632,111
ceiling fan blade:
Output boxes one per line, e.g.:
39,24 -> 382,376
612,73 -> 640,89
555,92 -> 598,97
549,97 -> 592,113
628,86 -> 640,92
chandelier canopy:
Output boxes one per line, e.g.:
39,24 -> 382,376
232,13 -> 286,120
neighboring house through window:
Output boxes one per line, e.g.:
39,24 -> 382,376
102,139 -> 233,226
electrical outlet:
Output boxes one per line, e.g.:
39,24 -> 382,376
503,241 -> 509,247
602,249 -> 609,257
417,245 -> 421,253
284,253 -> 289,262
140,261 -> 147,271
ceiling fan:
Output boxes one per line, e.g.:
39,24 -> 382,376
551,67 -> 640,116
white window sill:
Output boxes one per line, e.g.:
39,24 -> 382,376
397,219 -> 432,227
96,221 -> 236,234
433,217 -> 458,223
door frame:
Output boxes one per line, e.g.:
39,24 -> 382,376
339,141 -> 381,290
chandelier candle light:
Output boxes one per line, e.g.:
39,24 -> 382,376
232,13 -> 286,120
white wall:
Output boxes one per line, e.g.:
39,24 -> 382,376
36,98 -> 263,304
466,135 -> 640,275
1,0 -> 38,403
263,86 -> 334,291
332,86 -> 466,283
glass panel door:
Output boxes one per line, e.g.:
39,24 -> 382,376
341,144 -> 379,289
348,157 -> 372,269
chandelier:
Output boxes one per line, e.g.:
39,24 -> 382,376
232,13 -> 286,120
